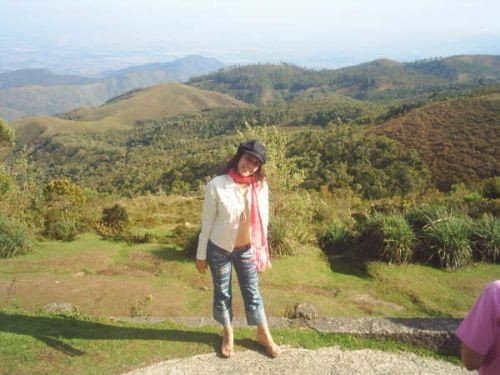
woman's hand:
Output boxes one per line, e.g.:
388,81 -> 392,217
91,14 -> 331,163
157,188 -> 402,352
196,259 -> 207,274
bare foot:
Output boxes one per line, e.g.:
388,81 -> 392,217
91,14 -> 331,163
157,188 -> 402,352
220,328 -> 234,358
256,331 -> 280,357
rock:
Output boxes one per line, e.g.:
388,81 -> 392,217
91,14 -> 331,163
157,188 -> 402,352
41,302 -> 79,316
294,303 -> 317,320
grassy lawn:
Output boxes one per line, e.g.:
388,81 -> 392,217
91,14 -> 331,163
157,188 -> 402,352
0,309 -> 461,375
0,231 -> 497,373
1,232 -> 498,318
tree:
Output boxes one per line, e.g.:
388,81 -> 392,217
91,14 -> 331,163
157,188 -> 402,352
0,118 -> 15,163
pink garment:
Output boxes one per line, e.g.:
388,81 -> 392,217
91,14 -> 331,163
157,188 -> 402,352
456,280 -> 500,375
227,168 -> 270,273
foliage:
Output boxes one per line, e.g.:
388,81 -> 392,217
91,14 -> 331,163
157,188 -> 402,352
421,215 -> 473,270
289,126 -> 431,199
238,124 -> 305,191
189,58 -> 500,105
372,94 -> 500,191
42,179 -> 86,241
268,218 -> 295,258
171,225 -> 200,258
0,165 -> 12,198
358,213 -> 415,264
0,118 -> 15,156
44,178 -> 86,210
0,214 -> 33,258
405,204 -> 451,231
471,215 -> 500,263
318,220 -> 352,255
101,204 -> 130,233
483,177 -> 500,199
44,209 -> 79,241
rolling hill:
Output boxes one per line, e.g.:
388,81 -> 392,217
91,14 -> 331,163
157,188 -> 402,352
189,55 -> 500,104
0,56 -> 224,121
10,83 -> 247,145
370,92 -> 500,190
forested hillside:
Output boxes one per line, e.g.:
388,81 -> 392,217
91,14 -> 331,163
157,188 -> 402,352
189,55 -> 500,104
371,93 -> 500,190
10,91 -> 497,198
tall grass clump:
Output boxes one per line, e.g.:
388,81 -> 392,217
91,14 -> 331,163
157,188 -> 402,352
268,218 -> 295,258
471,215 -> 500,263
0,214 -> 33,258
422,215 -> 473,270
358,212 -> 414,264
318,220 -> 353,255
405,204 -> 452,231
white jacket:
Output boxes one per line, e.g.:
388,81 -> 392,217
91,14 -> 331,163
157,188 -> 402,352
196,174 -> 269,260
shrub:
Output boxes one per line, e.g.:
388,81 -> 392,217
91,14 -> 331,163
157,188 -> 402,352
0,166 -> 12,198
471,215 -> 500,263
101,204 -> 130,232
318,221 -> 352,255
483,177 -> 500,199
358,213 -> 414,264
43,208 -> 80,241
171,225 -> 200,258
0,214 -> 33,258
422,215 -> 473,270
268,218 -> 295,258
45,219 -> 78,241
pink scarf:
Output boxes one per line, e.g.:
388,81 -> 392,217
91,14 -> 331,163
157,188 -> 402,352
228,168 -> 271,273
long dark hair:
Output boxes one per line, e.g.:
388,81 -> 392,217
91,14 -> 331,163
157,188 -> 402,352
221,152 -> 266,183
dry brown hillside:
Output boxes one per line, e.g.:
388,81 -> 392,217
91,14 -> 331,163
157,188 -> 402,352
10,83 -> 247,145
371,93 -> 500,190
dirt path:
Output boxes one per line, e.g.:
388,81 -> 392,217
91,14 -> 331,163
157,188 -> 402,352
122,346 -> 472,375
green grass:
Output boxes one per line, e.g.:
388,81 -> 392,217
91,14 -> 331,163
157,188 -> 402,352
0,309 -> 461,375
1,233 -> 499,319
0,231 -> 498,373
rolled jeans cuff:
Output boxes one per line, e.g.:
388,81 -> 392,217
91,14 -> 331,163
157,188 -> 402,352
213,308 -> 232,326
246,307 -> 267,326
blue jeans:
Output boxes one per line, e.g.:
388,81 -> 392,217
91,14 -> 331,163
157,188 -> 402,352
207,240 -> 267,326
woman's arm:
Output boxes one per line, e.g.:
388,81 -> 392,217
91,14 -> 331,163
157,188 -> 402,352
196,181 -> 218,267
460,343 -> 485,371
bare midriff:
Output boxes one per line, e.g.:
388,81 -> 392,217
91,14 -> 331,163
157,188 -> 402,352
234,184 -> 251,249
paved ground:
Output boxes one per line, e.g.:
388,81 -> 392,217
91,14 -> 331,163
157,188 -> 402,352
119,317 -> 474,375
122,346 -> 473,375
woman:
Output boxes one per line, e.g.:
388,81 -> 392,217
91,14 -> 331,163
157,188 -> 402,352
195,140 -> 280,358
456,280 -> 500,374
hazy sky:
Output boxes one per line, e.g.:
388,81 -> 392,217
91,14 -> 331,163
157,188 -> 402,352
2,0 -> 500,66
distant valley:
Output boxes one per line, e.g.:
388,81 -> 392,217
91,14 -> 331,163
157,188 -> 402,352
0,55 -> 223,120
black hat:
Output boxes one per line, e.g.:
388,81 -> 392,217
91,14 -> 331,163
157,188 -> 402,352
237,140 -> 266,164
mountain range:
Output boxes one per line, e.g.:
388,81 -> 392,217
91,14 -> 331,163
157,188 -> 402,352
0,55 -> 224,121
5,54 -> 499,194
189,55 -> 500,104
